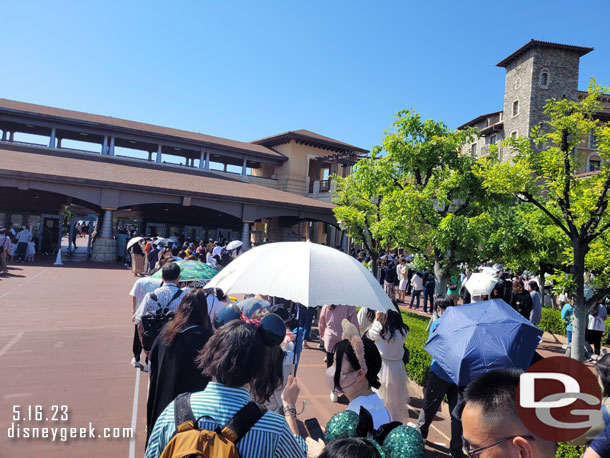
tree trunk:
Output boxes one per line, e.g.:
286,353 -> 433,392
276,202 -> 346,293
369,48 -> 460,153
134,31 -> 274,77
539,265 -> 546,308
571,242 -> 587,362
433,252 -> 449,296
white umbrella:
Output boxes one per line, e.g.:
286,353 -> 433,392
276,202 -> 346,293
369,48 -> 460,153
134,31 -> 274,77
154,237 -> 173,247
227,240 -> 243,251
465,272 -> 498,297
205,241 -> 394,311
126,236 -> 144,250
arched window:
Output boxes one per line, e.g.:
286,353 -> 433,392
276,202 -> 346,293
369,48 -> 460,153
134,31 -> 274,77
540,69 -> 550,87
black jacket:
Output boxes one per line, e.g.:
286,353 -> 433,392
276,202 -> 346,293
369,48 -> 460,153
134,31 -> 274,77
510,291 -> 533,319
146,324 -> 212,441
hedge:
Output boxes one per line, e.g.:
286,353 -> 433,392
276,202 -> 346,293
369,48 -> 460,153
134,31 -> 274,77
399,309 -> 585,458
539,307 -> 610,343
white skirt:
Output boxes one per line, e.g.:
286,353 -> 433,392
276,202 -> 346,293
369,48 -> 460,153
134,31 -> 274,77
399,279 -> 408,291
375,359 -> 410,424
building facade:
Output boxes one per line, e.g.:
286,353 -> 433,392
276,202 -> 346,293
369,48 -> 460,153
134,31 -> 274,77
460,40 -> 610,170
0,100 -> 366,260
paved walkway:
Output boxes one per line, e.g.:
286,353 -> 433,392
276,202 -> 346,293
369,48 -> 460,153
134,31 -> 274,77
1,260 -> 590,457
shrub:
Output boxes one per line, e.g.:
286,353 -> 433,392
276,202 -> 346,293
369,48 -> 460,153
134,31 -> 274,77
401,310 -> 432,387
539,308 -> 566,335
555,442 -> 583,458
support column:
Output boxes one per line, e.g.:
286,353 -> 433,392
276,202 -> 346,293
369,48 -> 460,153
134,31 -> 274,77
1,130 -> 6,141
9,131 -> 14,142
102,136 -> 108,155
241,157 -> 247,176
341,231 -> 348,253
57,138 -> 62,148
156,144 -> 162,164
205,151 -> 210,170
241,222 -> 251,251
91,209 -> 117,262
148,151 -> 153,161
49,128 -> 56,148
223,163 -> 227,172
109,137 -> 115,156
199,150 -> 205,169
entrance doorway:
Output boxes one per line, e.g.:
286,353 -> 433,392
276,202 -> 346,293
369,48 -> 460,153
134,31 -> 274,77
216,228 -> 233,244
184,225 -> 202,241
39,214 -> 62,256
146,223 -> 166,237
67,215 -> 95,257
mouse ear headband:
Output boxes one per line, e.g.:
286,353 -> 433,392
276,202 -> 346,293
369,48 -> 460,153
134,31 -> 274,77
341,319 -> 367,374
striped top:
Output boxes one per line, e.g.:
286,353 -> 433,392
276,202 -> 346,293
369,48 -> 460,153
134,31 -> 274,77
145,382 -> 307,458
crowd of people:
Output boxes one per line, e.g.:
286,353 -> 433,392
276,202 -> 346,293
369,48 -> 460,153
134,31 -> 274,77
123,240 -> 610,458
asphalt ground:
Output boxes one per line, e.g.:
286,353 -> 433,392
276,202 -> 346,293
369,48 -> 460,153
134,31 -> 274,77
1,244 -> 581,457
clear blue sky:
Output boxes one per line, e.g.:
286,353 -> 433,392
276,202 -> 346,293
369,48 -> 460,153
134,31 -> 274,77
2,0 -> 609,152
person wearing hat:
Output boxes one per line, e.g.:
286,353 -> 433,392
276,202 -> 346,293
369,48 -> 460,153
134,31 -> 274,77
0,227 -> 10,275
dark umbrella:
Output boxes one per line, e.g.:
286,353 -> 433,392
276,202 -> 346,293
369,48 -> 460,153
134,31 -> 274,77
424,299 -> 542,386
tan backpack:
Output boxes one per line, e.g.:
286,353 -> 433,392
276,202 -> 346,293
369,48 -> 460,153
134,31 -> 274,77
159,393 -> 266,458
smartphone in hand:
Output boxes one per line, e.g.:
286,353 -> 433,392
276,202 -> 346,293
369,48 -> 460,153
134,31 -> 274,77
304,417 -> 325,443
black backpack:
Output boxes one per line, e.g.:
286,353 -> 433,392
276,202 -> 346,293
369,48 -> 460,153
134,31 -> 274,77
141,288 -> 183,351
220,248 -> 232,267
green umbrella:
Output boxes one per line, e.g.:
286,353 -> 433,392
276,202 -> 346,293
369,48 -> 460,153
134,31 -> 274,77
152,260 -> 218,282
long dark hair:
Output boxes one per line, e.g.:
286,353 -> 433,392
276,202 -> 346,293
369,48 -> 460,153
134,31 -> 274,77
333,336 -> 381,391
365,308 -> 375,323
131,242 -> 143,255
528,281 -> 540,292
378,309 -> 409,341
596,354 -> 610,397
196,320 -> 284,403
161,290 -> 210,346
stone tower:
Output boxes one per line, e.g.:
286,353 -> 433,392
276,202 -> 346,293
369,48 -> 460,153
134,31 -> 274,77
497,40 -> 593,146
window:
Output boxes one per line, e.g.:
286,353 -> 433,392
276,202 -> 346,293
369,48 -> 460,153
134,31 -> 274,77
589,160 -> 601,172
471,144 -> 477,156
490,134 -> 497,145
590,132 -> 599,149
540,69 -> 549,87
512,100 -> 519,117
511,131 -> 518,139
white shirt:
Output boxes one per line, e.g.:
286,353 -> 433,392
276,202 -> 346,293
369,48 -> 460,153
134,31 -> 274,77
368,320 -> 408,361
206,295 -> 229,327
17,230 -> 32,244
588,305 -> 608,331
0,234 -> 10,251
129,277 -> 163,311
134,283 -> 185,324
347,393 -> 392,429
411,273 -> 424,291
212,246 -> 223,257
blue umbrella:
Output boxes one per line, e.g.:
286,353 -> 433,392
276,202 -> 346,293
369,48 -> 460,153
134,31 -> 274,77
424,299 -> 542,386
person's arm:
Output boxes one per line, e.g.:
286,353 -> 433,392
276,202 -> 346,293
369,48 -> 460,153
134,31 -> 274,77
281,375 -> 304,443
132,296 -> 138,318
367,320 -> 383,342
318,306 -> 327,337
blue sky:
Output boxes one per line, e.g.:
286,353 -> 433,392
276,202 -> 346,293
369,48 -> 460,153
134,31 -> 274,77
2,0 -> 609,152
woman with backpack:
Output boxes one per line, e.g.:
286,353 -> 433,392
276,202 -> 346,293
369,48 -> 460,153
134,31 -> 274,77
146,290 -> 213,443
145,319 -> 307,458
586,298 -> 608,355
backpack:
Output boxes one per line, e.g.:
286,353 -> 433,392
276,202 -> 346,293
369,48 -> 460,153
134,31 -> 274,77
160,392 -> 266,458
141,288 -> 183,351
220,248 -> 232,267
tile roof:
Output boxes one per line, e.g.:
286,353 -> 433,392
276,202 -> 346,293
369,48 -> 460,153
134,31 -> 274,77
0,146 -> 335,212
0,98 -> 285,160
496,39 -> 593,68
252,129 -> 368,154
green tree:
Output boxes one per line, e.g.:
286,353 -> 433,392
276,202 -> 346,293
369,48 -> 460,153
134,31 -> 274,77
475,80 -> 610,361
335,110 -> 501,294
333,155 -> 385,275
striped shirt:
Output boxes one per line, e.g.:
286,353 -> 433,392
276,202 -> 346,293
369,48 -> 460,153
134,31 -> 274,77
145,382 -> 307,458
